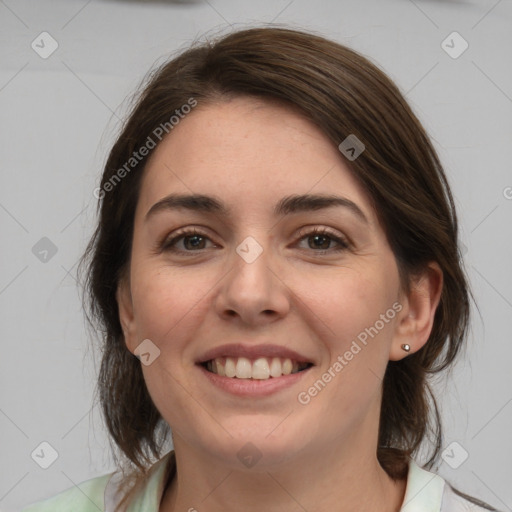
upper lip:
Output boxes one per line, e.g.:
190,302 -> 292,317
196,343 -> 314,364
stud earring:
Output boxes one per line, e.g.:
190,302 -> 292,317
401,344 -> 411,352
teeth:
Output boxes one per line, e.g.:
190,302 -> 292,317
282,358 -> 293,375
235,357 -> 252,378
252,358 -> 270,379
225,357 -> 236,378
215,359 -> 226,377
206,356 -> 309,379
269,357 -> 283,378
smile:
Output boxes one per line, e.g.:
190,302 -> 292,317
202,356 -> 313,380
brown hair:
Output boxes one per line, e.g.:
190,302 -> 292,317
79,25 -> 496,510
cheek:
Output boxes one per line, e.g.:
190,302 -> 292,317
130,265 -> 204,346
292,262 -> 398,409
317,268 -> 399,399
292,264 -> 396,348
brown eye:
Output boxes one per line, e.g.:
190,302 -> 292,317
161,229 -> 214,253
296,227 -> 349,253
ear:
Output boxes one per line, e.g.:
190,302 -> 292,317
116,276 -> 137,354
389,262 -> 443,361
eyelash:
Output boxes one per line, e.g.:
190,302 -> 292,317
159,227 -> 350,255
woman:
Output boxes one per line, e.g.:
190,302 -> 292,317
23,26 -> 500,512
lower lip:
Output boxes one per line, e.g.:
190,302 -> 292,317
197,364 -> 312,397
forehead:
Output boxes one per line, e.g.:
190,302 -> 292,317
136,97 -> 375,223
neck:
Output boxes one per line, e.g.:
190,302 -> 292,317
159,439 -> 407,512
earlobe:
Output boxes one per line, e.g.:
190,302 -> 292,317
389,262 -> 443,361
116,278 -> 137,354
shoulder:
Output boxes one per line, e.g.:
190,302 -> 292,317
22,472 -> 113,512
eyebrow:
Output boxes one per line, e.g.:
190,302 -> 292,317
145,193 -> 369,224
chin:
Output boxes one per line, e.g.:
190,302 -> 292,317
199,421 -> 311,471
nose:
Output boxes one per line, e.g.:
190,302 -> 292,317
215,236 -> 291,326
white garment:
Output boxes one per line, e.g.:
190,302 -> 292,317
400,458 -> 494,511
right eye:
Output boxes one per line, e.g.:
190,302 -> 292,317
161,228 -> 217,253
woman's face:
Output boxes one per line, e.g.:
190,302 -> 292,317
118,96 -> 409,468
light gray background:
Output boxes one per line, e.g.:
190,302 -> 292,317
1,0 -> 511,511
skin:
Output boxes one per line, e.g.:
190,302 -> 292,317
117,96 -> 443,512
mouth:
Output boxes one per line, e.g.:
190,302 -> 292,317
199,357 -> 314,380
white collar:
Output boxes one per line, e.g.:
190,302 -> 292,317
400,459 -> 445,511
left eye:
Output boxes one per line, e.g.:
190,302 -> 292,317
295,228 -> 349,252
160,228 -> 349,254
